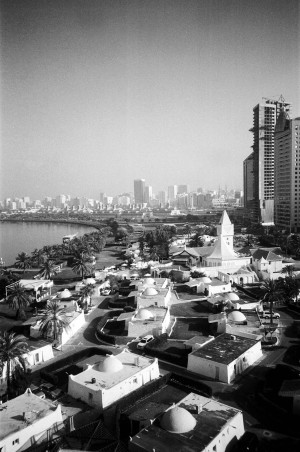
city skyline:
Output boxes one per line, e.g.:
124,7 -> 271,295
1,0 -> 299,200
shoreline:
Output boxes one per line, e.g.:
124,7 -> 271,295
0,217 -> 99,229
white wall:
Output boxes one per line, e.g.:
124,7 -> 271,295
0,405 -> 63,452
188,341 -> 262,383
68,361 -> 160,411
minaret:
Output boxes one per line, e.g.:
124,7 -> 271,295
217,210 -> 234,249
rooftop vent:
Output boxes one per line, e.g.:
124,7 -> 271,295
91,377 -> 96,384
231,335 -> 237,341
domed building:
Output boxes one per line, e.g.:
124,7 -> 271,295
128,306 -> 170,338
57,288 -> 72,299
68,349 -> 160,411
97,355 -> 123,373
130,392 -> 245,452
135,308 -> 154,321
227,310 -> 247,325
160,405 -> 196,433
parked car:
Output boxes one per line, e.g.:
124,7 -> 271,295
260,310 -> 280,319
137,335 -> 154,349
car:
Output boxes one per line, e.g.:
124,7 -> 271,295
137,335 -> 154,349
261,310 -> 280,319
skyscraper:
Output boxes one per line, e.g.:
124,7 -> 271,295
134,179 -> 145,205
274,110 -> 300,232
244,96 -> 291,224
144,185 -> 153,205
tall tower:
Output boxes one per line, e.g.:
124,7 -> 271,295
217,210 -> 234,249
274,110 -> 300,232
244,96 -> 291,224
134,179 -> 145,206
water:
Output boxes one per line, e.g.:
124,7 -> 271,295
0,221 -> 96,266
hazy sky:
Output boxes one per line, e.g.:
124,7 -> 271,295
1,0 -> 299,200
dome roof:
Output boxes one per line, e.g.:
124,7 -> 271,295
98,355 -> 123,373
143,277 -> 155,285
84,278 -> 96,285
228,311 -> 246,322
143,287 -> 158,296
198,277 -> 212,284
136,308 -> 154,320
224,292 -> 240,301
58,289 -> 72,299
161,406 -> 197,433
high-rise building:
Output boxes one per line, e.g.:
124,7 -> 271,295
177,185 -> 189,194
144,185 -> 152,204
274,110 -> 300,232
134,179 -> 145,205
244,96 -> 291,224
168,185 -> 177,203
157,191 -> 166,207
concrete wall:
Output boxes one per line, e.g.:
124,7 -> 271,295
61,311 -> 85,345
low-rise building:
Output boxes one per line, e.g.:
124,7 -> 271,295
129,392 -> 245,452
0,388 -> 63,452
187,332 -> 262,383
127,307 -> 170,337
68,350 -> 160,411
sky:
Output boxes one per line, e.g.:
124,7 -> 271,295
1,0 -> 299,200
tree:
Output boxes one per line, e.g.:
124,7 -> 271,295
37,259 -> 58,280
80,283 -> 95,309
189,232 -> 204,247
190,270 -> 207,278
39,300 -> 69,343
0,332 -> 28,398
184,224 -> 192,241
6,282 -> 31,319
71,251 -> 93,280
14,252 -> 32,274
261,279 -> 284,325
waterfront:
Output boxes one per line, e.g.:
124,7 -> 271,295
0,221 -> 96,266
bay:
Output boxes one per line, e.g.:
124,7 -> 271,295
0,221 -> 96,266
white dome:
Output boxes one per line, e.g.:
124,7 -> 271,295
143,277 -> 155,285
98,355 -> 123,373
228,311 -> 246,323
225,292 -> 240,301
199,277 -> 212,284
136,308 -> 154,320
58,289 -> 72,299
161,406 -> 197,433
143,287 -> 158,296
84,278 -> 96,285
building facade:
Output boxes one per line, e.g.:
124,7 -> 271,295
274,111 -> 300,231
134,179 -> 145,206
244,96 -> 291,224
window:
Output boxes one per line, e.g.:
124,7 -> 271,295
88,393 -> 93,401
13,439 -> 19,445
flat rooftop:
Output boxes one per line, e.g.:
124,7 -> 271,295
0,390 -> 57,440
131,392 -> 241,452
70,350 -> 156,390
189,333 -> 257,365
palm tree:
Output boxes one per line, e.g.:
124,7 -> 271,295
281,265 -> 296,277
80,283 -> 95,309
31,248 -> 44,267
37,259 -> 58,280
14,252 -> 32,274
0,332 -> 29,398
6,281 -> 31,319
71,251 -> 92,280
261,279 -> 284,326
39,300 -> 69,344
184,224 -> 192,241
